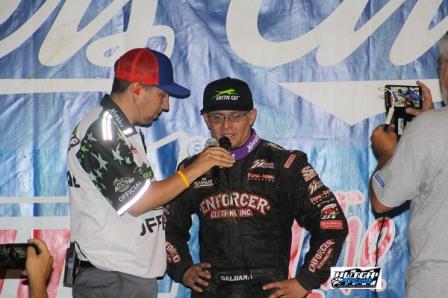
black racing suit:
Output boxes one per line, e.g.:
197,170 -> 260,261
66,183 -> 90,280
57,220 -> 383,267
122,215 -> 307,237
165,134 -> 348,297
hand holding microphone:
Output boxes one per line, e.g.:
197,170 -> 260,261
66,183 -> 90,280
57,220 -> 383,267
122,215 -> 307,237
205,136 -> 231,151
204,137 -> 232,181
188,137 -> 234,179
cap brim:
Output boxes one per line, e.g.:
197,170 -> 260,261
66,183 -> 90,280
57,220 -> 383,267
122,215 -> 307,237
200,106 -> 252,114
158,83 -> 191,99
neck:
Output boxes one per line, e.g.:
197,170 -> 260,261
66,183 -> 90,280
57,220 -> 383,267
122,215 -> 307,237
110,92 -> 137,125
230,130 -> 261,160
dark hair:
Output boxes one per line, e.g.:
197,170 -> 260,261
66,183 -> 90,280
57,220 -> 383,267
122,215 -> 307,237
111,78 -> 131,94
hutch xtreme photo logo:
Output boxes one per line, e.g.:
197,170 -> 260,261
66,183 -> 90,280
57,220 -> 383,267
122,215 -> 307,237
330,267 -> 382,290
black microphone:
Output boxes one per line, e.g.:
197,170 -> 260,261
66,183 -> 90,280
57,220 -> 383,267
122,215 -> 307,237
218,136 -> 231,151
218,137 -> 232,181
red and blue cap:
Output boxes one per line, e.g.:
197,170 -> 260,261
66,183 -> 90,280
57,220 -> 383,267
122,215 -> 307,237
114,48 -> 190,98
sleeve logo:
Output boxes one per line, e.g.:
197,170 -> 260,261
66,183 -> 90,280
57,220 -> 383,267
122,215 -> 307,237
113,177 -> 135,193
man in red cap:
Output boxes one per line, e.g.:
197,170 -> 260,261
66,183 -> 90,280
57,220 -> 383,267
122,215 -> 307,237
67,48 -> 234,298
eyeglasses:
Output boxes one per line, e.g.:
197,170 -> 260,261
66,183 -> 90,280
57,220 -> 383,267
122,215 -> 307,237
206,112 -> 249,124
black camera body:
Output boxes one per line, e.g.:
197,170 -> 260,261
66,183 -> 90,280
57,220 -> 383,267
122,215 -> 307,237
0,243 -> 40,270
384,84 -> 422,136
63,242 -> 80,287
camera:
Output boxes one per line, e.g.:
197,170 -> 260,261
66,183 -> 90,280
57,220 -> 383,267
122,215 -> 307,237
0,243 -> 40,270
63,242 -> 80,287
384,84 -> 422,137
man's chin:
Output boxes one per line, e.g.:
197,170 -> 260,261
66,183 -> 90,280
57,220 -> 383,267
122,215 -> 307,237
138,118 -> 155,128
137,113 -> 162,127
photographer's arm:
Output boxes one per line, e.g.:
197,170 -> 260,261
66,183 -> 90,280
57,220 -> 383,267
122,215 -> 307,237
369,125 -> 397,214
370,184 -> 393,214
371,82 -> 434,214
370,125 -> 397,168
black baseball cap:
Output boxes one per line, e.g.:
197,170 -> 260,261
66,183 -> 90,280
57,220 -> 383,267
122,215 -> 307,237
201,77 -> 253,113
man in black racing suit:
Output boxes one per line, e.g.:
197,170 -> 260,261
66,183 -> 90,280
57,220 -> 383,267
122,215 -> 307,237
165,77 -> 348,298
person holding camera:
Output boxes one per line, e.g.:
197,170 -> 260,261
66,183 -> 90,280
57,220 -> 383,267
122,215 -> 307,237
369,33 -> 448,298
67,48 -> 234,298
165,77 -> 348,298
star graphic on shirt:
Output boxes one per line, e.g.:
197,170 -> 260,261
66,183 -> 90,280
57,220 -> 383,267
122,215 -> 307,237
80,144 -> 89,154
91,153 -> 108,170
87,132 -> 97,143
112,144 -> 125,164
125,157 -> 132,165
94,168 -> 103,178
88,171 -> 97,184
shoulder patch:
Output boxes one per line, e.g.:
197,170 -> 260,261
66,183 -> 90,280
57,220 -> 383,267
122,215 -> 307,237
283,154 -> 297,169
301,165 -> 318,182
266,142 -> 285,151
250,159 -> 275,169
113,177 -> 135,192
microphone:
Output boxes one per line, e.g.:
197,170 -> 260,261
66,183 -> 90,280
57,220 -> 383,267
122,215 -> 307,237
205,138 -> 219,148
204,137 -> 231,184
218,136 -> 231,151
218,137 -> 232,180
204,138 -> 220,182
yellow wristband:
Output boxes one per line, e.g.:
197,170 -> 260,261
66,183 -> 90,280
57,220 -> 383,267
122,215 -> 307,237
176,170 -> 190,188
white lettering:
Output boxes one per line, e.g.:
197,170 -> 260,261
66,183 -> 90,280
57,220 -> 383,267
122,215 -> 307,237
222,193 -> 230,207
221,274 -> 253,281
0,0 -> 175,66
240,193 -> 249,207
248,195 -> 257,209
40,0 -> 174,66
246,134 -> 260,152
2,1 -> 443,68
0,0 -> 60,58
118,181 -> 142,202
199,192 -> 270,217
226,0 -> 445,66
391,0 -> 448,64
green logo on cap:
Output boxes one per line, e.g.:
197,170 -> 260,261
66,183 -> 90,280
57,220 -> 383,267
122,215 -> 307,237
212,88 -> 238,100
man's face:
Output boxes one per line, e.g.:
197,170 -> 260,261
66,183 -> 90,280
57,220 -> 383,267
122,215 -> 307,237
136,86 -> 169,126
204,109 -> 257,148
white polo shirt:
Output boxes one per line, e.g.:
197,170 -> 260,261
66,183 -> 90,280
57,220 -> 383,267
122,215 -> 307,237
67,95 -> 166,278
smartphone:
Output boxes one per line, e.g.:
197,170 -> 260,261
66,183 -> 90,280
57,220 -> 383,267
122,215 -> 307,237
0,243 -> 40,270
384,85 -> 422,136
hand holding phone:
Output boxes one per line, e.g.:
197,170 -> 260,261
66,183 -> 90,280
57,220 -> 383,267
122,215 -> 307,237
384,85 -> 422,137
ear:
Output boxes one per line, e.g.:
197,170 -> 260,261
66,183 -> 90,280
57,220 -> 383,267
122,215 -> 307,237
131,82 -> 141,97
248,109 -> 257,126
202,114 -> 211,129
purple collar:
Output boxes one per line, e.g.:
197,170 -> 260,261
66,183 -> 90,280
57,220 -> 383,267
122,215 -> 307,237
230,130 -> 261,160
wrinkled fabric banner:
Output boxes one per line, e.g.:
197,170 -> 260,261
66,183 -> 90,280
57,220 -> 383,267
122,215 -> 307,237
0,1 -> 446,297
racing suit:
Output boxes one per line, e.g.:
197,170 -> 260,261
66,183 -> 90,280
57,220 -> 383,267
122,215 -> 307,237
165,131 -> 348,297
